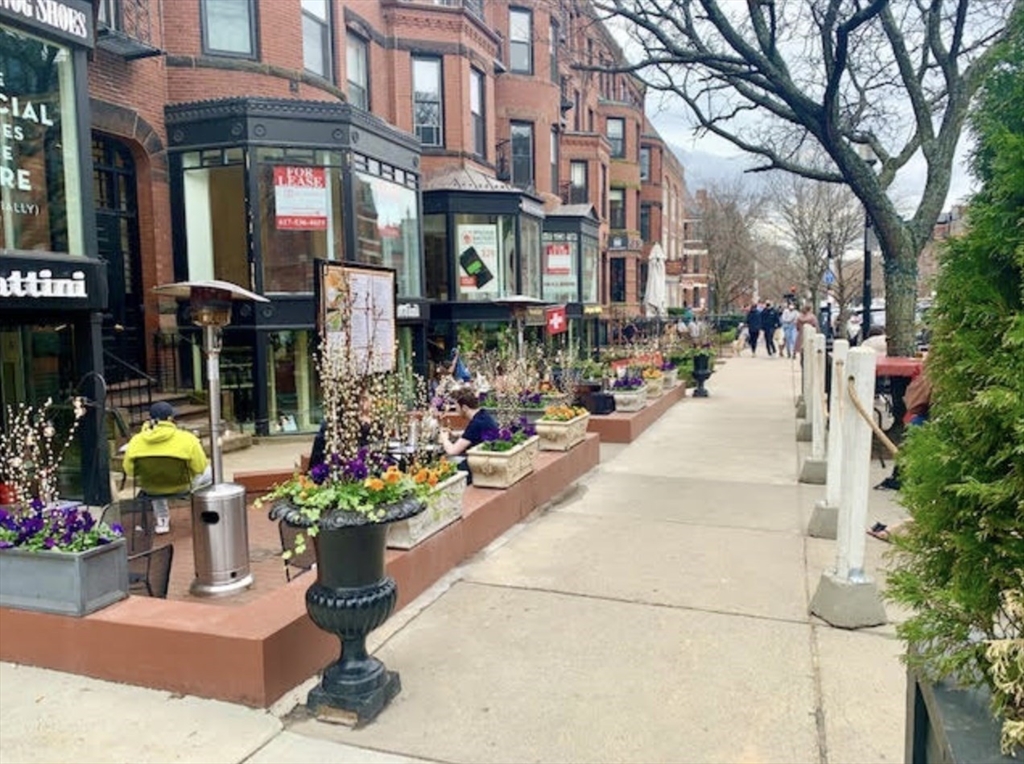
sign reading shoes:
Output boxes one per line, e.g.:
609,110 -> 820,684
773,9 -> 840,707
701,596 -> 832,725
0,0 -> 93,46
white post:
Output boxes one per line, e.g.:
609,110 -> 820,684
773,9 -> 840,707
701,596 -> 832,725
810,333 -> 826,460
809,347 -> 886,628
799,332 -> 828,483
824,340 -> 850,509
838,348 -> 876,579
807,339 -> 848,536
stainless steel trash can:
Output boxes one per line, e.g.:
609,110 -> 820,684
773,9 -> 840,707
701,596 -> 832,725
190,482 -> 254,596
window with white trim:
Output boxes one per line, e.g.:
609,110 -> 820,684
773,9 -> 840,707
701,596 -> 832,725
413,56 -> 443,147
347,33 -> 369,110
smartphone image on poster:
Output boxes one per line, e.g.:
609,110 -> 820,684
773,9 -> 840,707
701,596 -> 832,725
459,246 -> 494,289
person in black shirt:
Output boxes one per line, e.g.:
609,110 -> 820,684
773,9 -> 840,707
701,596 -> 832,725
438,388 -> 498,458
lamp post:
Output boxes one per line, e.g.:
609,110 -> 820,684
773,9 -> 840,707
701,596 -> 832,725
858,145 -> 878,342
153,279 -> 268,596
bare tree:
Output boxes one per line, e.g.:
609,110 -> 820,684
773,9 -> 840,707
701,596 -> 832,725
771,172 -> 863,308
697,181 -> 766,311
591,0 -> 1019,355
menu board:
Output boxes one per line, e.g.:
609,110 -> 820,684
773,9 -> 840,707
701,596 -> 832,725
317,262 -> 396,373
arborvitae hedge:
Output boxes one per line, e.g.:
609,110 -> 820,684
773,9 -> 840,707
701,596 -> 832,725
885,13 -> 1024,754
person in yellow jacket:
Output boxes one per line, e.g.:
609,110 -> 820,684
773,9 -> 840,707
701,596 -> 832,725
123,401 -> 211,534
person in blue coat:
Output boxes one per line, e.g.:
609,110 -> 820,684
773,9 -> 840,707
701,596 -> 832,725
745,302 -> 764,356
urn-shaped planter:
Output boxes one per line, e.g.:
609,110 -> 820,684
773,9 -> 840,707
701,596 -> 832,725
0,539 -> 129,617
387,471 -> 467,550
662,368 -> 679,388
271,497 -> 425,726
610,386 -> 648,413
535,413 -> 591,451
466,435 -> 539,489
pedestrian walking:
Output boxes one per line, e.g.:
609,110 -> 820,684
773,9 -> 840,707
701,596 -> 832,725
745,302 -> 763,356
780,303 -> 799,358
762,301 -> 780,356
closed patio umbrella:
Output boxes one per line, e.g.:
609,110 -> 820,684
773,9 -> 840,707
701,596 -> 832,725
644,243 -> 668,319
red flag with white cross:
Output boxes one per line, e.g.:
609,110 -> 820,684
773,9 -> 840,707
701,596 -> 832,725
545,305 -> 568,336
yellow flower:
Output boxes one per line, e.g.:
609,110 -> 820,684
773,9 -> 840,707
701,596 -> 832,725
414,468 -> 429,484
364,477 -> 385,491
427,473 -> 439,487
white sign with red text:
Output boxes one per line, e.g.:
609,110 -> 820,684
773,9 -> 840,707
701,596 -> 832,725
273,166 -> 328,230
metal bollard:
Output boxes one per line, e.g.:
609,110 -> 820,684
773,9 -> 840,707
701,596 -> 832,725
808,340 -> 849,537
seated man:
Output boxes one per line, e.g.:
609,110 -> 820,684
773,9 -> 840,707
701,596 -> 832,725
437,388 -> 498,480
123,402 -> 211,534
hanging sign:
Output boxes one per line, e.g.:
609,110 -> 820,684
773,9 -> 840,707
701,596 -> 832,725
273,166 -> 328,230
545,305 -> 568,336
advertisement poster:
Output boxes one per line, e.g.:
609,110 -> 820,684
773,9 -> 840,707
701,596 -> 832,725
456,224 -> 499,294
544,242 -> 571,275
318,263 -> 396,373
273,166 -> 328,230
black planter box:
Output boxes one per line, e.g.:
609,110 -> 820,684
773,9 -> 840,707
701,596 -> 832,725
906,668 -> 1016,764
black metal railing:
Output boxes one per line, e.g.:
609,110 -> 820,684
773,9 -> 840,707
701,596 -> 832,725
103,350 -> 155,425
153,330 -> 199,394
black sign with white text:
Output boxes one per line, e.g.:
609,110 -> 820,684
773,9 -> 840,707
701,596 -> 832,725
0,0 -> 93,48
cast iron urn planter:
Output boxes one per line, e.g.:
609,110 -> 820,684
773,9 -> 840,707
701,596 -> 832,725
692,353 -> 713,397
271,496 -> 425,726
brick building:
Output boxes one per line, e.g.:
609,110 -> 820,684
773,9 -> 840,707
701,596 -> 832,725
2,0 -> 695,453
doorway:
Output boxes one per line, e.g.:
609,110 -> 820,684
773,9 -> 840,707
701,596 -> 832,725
92,134 -> 144,373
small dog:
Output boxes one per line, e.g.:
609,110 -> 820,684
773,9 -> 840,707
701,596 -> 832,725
734,324 -> 750,356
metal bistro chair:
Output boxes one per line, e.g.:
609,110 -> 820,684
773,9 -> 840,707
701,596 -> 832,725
127,544 -> 175,598
132,455 -> 195,502
278,519 -> 316,582
100,498 -> 154,555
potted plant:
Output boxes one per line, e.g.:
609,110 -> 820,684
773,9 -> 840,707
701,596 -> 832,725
660,359 -> 679,389
608,372 -> 647,412
887,35 -> 1023,760
642,367 -> 665,397
534,404 -> 590,452
387,457 -> 467,549
0,398 -> 127,617
465,420 -> 539,489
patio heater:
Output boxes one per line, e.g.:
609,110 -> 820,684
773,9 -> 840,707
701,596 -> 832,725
153,280 -> 269,596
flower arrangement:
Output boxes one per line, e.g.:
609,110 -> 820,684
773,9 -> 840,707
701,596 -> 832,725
0,500 -> 122,552
539,404 -> 589,422
610,373 -> 645,391
477,419 -> 537,452
517,390 -> 546,409
642,368 -> 663,380
0,398 -> 122,554
660,359 -> 677,372
410,457 -> 458,489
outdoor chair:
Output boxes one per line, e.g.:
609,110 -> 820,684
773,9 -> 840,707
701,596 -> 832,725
99,498 -> 153,555
278,519 -> 316,582
127,543 -> 174,598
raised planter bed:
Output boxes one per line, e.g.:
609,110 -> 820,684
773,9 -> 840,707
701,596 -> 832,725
0,539 -> 128,617
535,412 -> 591,452
466,435 -> 539,489
644,376 -> 665,397
387,471 -> 468,549
662,369 -> 679,388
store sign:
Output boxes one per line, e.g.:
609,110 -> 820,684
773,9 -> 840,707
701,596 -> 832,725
0,255 -> 107,310
396,301 -> 421,320
0,267 -> 85,297
273,166 -> 328,230
0,0 -> 93,46
544,243 -> 571,275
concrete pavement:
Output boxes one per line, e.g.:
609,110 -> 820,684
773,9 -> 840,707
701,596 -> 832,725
0,354 -> 911,764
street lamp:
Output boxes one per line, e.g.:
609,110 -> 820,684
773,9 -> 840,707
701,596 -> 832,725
152,279 -> 268,597
857,145 -> 878,343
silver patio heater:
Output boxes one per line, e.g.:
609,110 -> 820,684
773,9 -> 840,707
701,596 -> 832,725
153,280 -> 268,596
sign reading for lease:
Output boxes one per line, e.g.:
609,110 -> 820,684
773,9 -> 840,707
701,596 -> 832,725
273,166 -> 328,230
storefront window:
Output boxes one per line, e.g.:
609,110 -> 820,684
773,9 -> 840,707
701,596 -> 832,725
453,213 -> 514,301
581,235 -> 599,303
256,147 -> 345,293
266,329 -> 317,433
520,215 -> 541,298
0,26 -> 83,254
182,149 -> 250,288
353,171 -> 421,297
541,231 -> 577,303
424,213 -> 448,300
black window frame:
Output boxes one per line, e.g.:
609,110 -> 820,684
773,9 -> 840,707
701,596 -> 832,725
509,7 -> 533,74
638,260 -> 649,302
640,203 -> 651,242
201,0 -> 259,59
606,117 -> 625,158
347,32 -> 370,110
609,187 -> 625,230
610,257 -> 626,303
510,121 -> 535,190
640,146 -> 651,181
550,128 -> 559,195
470,67 -> 486,158
301,0 -> 332,81
549,17 -> 558,82
569,160 -> 587,204
412,55 -> 444,147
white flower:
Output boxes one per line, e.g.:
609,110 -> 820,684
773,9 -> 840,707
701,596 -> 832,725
43,425 -> 55,439
9,457 -> 22,469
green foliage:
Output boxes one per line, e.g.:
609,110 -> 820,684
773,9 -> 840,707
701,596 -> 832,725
885,13 -> 1024,753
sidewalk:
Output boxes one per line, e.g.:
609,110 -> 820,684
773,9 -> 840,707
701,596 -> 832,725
0,355 -> 911,764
